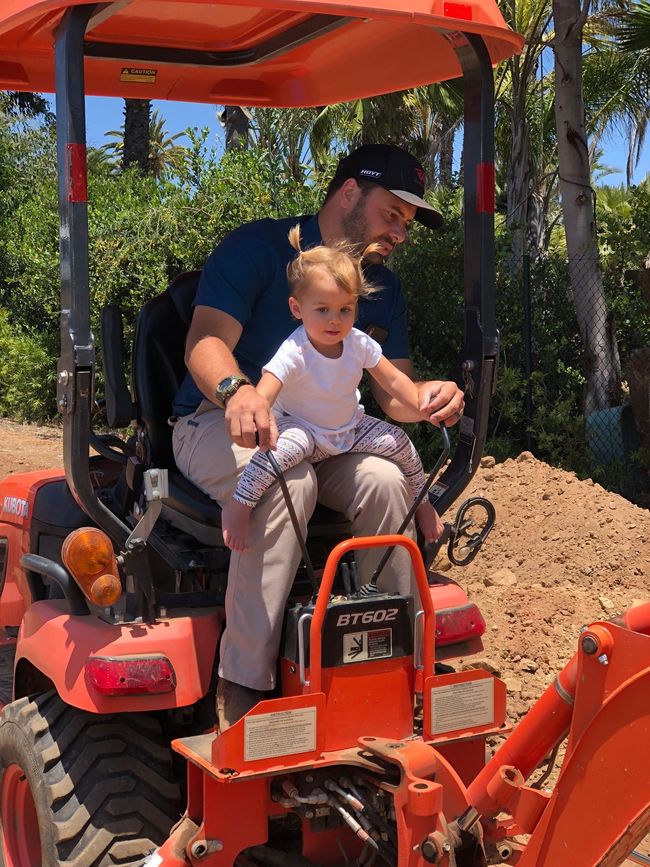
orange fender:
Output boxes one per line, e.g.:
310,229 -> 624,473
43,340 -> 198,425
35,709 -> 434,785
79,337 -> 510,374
16,600 -> 222,713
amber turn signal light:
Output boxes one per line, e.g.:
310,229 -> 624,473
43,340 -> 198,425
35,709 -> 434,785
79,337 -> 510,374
61,527 -> 122,607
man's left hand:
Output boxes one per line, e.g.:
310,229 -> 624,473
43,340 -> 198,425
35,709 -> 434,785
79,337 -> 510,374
418,380 -> 465,426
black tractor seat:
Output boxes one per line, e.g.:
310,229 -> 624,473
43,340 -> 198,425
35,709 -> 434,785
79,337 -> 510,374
130,271 -> 351,546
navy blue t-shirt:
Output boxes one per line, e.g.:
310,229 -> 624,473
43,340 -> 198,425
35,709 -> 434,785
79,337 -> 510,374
172,214 -> 410,416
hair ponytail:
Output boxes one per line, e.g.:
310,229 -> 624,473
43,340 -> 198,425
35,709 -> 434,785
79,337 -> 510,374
288,223 -> 302,254
362,241 -> 383,261
287,224 -> 378,299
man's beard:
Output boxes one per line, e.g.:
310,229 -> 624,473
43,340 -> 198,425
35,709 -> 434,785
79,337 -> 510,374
341,198 -> 388,265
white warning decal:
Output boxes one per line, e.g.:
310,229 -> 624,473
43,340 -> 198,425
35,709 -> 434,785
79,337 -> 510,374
428,483 -> 448,500
244,707 -> 317,762
430,678 -> 494,735
343,628 -> 392,663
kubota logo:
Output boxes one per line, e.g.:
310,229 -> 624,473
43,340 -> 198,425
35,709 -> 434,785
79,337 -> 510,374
3,496 -> 29,518
336,608 -> 398,627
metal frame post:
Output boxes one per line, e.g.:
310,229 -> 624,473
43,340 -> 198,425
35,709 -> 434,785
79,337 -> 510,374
55,5 -> 129,545
429,33 -> 497,519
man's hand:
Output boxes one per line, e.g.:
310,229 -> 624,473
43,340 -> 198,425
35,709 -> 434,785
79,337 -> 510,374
225,385 -> 278,450
418,380 -> 465,426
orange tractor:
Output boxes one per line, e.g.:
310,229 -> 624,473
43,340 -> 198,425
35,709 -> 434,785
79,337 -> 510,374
0,2 -> 648,866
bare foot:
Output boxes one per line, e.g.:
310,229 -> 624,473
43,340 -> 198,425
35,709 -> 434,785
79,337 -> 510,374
221,499 -> 254,552
416,501 -> 444,542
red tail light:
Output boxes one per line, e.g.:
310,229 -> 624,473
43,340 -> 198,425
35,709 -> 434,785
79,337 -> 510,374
435,603 -> 485,646
85,655 -> 176,695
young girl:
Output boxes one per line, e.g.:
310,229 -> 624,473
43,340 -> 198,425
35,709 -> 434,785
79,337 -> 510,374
221,225 -> 444,552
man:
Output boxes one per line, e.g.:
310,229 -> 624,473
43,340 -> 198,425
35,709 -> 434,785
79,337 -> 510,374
172,144 -> 465,730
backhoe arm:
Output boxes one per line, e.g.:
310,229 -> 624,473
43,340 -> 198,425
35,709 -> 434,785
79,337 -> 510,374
464,602 -> 650,866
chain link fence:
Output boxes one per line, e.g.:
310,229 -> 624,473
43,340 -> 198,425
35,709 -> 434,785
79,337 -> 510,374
494,253 -> 650,507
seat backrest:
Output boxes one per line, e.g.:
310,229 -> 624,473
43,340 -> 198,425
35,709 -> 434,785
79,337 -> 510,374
132,271 -> 200,468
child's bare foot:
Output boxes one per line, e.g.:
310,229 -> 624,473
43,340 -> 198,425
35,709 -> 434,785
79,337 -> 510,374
222,499 -> 254,552
416,501 -> 444,542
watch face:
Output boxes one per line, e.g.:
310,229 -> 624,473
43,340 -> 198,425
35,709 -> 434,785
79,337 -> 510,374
216,375 -> 249,407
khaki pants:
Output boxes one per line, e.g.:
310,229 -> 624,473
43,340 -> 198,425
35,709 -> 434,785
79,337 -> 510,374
173,403 -> 416,690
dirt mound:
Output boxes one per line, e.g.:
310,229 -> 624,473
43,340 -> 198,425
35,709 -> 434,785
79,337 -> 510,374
438,451 -> 650,862
442,450 -> 649,720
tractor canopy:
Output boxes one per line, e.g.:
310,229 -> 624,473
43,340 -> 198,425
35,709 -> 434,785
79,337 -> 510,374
0,0 -> 523,106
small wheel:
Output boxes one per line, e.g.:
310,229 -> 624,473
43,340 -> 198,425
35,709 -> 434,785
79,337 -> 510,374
0,691 -> 181,866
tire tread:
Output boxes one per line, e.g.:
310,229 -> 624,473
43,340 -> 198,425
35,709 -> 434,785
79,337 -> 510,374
0,692 -> 181,866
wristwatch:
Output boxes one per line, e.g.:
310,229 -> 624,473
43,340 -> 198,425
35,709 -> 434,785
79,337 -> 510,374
214,375 -> 251,408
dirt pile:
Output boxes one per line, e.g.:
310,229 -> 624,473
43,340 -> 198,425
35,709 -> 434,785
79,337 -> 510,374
437,451 -> 650,862
443,450 -> 649,720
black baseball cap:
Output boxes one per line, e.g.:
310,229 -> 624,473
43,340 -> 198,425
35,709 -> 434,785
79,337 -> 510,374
333,144 -> 443,230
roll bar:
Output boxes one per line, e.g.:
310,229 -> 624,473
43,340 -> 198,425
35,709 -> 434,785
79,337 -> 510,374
54,5 -> 496,538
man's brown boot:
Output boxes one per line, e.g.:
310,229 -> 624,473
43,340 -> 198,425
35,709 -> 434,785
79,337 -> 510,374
216,678 -> 265,732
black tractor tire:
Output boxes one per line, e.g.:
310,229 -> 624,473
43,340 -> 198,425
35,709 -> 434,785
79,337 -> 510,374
0,690 -> 182,866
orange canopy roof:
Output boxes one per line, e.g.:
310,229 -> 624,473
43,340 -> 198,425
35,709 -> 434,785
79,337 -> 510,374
0,1 -> 523,107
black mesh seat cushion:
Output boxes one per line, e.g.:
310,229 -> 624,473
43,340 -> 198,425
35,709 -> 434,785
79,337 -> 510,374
131,272 -> 349,535
133,271 -> 198,470
131,272 -> 221,526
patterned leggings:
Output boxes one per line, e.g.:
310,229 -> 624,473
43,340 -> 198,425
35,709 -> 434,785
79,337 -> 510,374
233,414 -> 426,508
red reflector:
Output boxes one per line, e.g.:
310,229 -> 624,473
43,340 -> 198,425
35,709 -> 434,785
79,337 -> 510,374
444,1 -> 473,19
85,655 -> 176,695
476,162 -> 495,214
67,143 -> 87,203
435,604 -> 485,646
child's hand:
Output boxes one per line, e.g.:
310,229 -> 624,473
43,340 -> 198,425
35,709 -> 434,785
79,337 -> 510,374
418,381 -> 465,426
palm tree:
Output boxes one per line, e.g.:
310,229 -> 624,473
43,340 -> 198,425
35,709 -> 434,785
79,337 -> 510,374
401,83 -> 464,185
219,106 -> 253,150
493,0 -> 556,264
615,0 -> 650,54
147,112 -> 190,178
102,109 -> 189,179
86,146 -> 116,176
610,0 -> 650,183
122,99 -> 151,174
310,83 -> 463,186
552,0 -> 621,414
251,107 -> 320,183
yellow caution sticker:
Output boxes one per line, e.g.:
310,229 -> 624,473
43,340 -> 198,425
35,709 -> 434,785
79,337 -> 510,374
120,67 -> 157,83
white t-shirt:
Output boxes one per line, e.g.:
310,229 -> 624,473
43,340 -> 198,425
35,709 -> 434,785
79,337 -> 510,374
263,325 -> 383,455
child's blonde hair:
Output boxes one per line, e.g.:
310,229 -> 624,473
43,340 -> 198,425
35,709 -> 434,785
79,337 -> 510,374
286,224 -> 380,300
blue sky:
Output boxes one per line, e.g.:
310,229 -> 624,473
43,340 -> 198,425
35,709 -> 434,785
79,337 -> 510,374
64,95 -> 649,186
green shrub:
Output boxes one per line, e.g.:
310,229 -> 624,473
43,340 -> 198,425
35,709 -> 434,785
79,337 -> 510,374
0,308 -> 56,421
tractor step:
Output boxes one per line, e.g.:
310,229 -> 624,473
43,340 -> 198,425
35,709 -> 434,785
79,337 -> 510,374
0,640 -> 16,710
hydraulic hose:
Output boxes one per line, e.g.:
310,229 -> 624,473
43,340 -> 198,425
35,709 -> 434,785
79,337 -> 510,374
465,654 -> 578,817
467,601 -> 650,820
